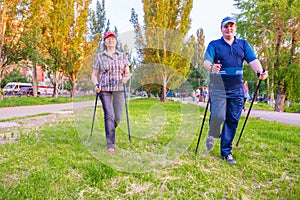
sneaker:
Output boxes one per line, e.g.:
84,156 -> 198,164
206,136 -> 216,151
223,154 -> 236,164
107,147 -> 115,154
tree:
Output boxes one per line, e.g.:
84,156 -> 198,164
0,0 -> 27,86
15,0 -> 53,97
130,0 -> 194,102
234,0 -> 300,112
188,28 -> 208,89
87,0 -> 107,42
63,0 -> 90,98
39,0 -> 90,98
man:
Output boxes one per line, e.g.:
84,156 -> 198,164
203,16 -> 268,164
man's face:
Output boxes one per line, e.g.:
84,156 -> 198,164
221,22 -> 236,39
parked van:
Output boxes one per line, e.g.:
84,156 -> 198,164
38,82 -> 54,96
3,82 -> 32,95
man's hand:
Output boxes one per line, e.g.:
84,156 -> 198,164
211,63 -> 222,74
259,70 -> 268,80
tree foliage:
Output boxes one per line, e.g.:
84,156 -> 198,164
130,0 -> 194,102
188,28 -> 208,89
1,70 -> 28,88
0,0 -> 28,85
234,0 -> 300,111
87,0 -> 107,41
63,0 -> 90,98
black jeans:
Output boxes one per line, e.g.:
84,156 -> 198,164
99,91 -> 124,148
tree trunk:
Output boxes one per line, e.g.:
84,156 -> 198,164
32,62 -> 38,97
147,89 -> 151,98
70,80 -> 76,98
52,71 -> 60,98
275,80 -> 286,112
160,78 -> 167,102
269,91 -> 275,108
0,3 -> 7,86
275,93 -> 286,112
160,84 -> 167,102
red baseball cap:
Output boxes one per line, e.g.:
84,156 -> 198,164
104,31 -> 116,40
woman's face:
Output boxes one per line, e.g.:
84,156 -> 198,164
104,36 -> 117,48
221,22 -> 236,40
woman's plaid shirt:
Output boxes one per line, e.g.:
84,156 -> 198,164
93,50 -> 130,91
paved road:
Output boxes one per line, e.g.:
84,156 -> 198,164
0,101 -> 299,126
0,101 -> 95,120
196,101 -> 300,126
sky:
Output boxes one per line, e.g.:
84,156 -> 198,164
94,0 -> 239,47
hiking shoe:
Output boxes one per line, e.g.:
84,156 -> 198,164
223,154 -> 236,164
206,136 -> 216,151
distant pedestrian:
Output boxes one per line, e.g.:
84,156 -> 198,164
243,80 -> 250,112
196,87 -> 200,98
202,87 -> 208,102
192,90 -> 196,102
91,31 -> 131,153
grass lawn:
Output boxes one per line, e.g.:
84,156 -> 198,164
0,98 -> 299,199
0,96 -> 73,108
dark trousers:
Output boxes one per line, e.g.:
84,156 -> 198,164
209,95 -> 244,157
100,91 -> 124,148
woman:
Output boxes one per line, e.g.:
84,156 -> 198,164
91,31 -> 130,153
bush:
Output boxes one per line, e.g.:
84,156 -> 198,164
1,70 -> 28,88
285,102 -> 300,113
0,88 -> 4,100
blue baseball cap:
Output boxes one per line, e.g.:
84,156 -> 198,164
221,16 -> 236,26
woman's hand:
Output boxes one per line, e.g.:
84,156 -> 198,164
94,85 -> 101,93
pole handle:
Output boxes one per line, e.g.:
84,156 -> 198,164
257,68 -> 266,78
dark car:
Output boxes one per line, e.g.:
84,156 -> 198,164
17,87 -> 40,97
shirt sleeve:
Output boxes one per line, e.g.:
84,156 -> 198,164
244,41 -> 257,63
203,42 -> 215,63
122,53 -> 130,67
92,54 -> 101,70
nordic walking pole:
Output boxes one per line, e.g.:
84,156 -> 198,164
195,60 -> 220,154
123,84 -> 131,142
195,97 -> 210,154
236,69 -> 265,147
90,87 -> 100,137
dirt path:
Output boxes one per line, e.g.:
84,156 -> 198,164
0,111 -> 73,144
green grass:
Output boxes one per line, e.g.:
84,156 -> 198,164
0,98 -> 299,199
245,101 -> 274,111
1,95 -> 299,113
0,96 -> 73,108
